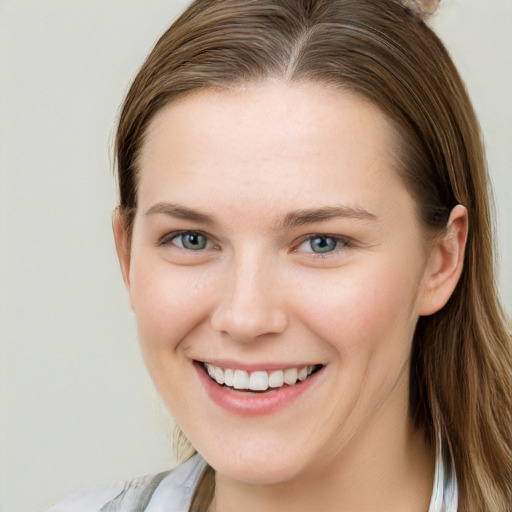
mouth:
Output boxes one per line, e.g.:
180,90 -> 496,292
197,361 -> 324,394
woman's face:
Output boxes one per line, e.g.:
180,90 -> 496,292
117,82 -> 436,484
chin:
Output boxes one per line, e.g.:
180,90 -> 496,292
202,443 -> 309,485
217,462 -> 303,486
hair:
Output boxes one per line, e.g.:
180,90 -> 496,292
115,1 -> 512,510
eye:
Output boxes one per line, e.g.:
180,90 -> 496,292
160,231 -> 214,251
297,235 -> 349,254
176,233 -> 208,250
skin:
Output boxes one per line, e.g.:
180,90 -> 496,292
114,81 -> 467,512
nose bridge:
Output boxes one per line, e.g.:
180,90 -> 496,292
210,246 -> 288,341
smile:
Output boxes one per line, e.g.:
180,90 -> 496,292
200,362 -> 323,392
194,361 -> 325,416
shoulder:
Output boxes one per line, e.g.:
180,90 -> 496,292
46,454 -> 206,512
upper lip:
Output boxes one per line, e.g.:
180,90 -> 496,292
195,359 -> 323,372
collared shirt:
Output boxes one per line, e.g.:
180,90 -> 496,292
428,439 -> 458,512
47,449 -> 458,512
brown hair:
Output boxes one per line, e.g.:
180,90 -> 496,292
115,1 -> 512,510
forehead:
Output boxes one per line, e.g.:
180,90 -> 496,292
138,81 -> 411,223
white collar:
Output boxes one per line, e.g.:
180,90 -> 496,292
428,438 -> 458,512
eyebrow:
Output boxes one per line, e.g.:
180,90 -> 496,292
144,203 -> 215,225
281,205 -> 377,228
144,202 -> 377,228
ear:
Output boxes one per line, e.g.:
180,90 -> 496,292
112,209 -> 131,290
418,205 -> 468,316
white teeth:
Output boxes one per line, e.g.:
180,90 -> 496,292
224,368 -> 234,387
249,371 -> 269,391
283,368 -> 298,385
233,369 -> 249,390
214,367 -> 225,385
203,363 -> 317,391
268,370 -> 284,388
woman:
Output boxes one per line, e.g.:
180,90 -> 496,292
48,0 -> 511,510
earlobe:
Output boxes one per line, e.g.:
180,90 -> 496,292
418,205 -> 468,316
112,209 -> 131,290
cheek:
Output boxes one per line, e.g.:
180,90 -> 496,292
292,261 -> 422,360
129,258 -> 215,352
127,259 -> 219,415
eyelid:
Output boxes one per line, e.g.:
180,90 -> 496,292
293,234 -> 353,255
156,230 -> 353,255
157,230 -> 218,250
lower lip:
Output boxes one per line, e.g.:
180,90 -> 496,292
194,362 -> 322,416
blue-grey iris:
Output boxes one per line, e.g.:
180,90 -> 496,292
181,233 -> 207,250
310,236 -> 337,253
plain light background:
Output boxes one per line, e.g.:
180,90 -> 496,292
0,1 -> 510,511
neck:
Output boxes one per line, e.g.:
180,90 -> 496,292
211,394 -> 434,512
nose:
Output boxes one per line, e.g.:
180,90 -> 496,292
210,252 -> 289,343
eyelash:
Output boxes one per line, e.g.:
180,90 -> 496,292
158,231 -> 352,256
157,230 -> 217,251
293,234 -> 352,257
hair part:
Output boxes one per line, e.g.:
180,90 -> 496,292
115,1 -> 512,510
